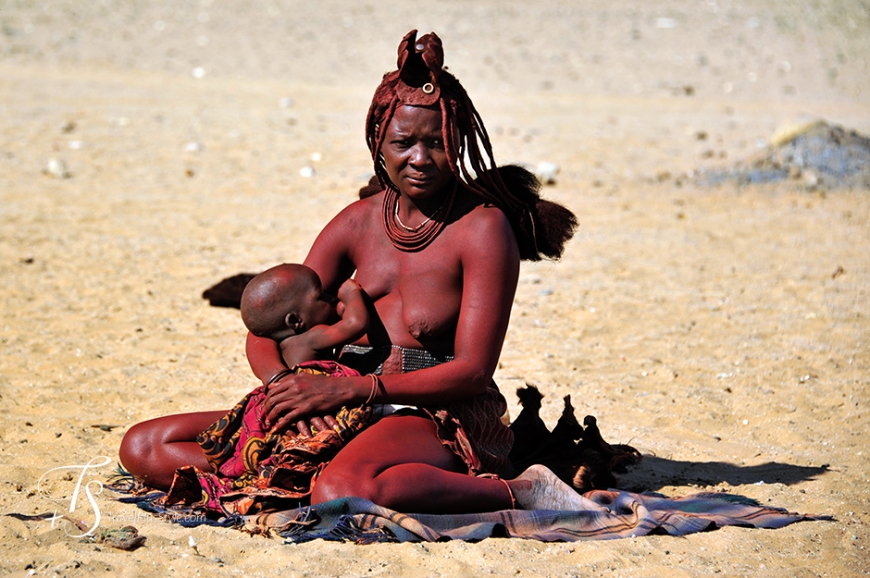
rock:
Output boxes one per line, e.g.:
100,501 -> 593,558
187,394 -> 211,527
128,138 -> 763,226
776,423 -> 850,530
698,119 -> 870,189
44,158 -> 70,179
535,162 -> 559,185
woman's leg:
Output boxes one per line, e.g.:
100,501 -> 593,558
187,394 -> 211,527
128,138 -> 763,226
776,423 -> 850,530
312,414 -> 601,513
118,411 -> 226,490
311,414 -> 514,514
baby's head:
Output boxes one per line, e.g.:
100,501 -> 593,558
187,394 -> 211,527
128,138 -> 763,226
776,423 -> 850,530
240,263 -> 338,342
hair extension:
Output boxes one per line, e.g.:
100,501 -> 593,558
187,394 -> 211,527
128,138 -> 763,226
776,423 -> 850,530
360,32 -> 578,261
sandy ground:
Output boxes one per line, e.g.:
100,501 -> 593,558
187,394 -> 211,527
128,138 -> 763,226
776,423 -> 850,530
1,1 -> 869,576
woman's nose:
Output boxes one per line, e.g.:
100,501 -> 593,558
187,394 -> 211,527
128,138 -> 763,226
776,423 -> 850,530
408,144 -> 432,166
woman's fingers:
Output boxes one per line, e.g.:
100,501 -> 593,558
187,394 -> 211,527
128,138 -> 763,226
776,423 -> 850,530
296,420 -> 313,438
310,417 -> 330,432
266,399 -> 299,430
272,407 -> 307,433
264,373 -> 345,431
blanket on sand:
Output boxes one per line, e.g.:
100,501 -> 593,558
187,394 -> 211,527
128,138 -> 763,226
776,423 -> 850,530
121,490 -> 828,543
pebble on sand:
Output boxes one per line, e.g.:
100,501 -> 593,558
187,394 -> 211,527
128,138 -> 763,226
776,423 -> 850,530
536,162 -> 560,185
44,158 -> 70,179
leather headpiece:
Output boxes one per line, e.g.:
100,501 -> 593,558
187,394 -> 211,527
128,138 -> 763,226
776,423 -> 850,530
395,30 -> 444,107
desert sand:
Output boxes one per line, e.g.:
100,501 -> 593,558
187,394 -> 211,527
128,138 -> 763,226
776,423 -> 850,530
1,1 -> 868,576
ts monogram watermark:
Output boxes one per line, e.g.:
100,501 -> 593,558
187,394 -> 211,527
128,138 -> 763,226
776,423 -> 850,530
37,456 -> 112,537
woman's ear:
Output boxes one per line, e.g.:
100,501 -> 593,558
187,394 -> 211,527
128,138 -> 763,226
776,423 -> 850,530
284,313 -> 304,332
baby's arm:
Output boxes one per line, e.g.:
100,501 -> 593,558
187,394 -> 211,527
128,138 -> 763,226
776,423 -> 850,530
308,279 -> 369,350
279,279 -> 369,365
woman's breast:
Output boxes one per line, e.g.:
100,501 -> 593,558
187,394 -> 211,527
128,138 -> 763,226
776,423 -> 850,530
357,259 -> 462,348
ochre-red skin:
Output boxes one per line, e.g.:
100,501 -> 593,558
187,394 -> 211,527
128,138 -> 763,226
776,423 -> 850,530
119,105 -> 519,512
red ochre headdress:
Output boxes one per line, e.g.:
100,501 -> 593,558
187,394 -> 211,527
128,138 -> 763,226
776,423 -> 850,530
363,30 -> 577,261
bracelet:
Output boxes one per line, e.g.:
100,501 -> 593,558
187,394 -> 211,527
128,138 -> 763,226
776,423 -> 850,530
364,374 -> 381,405
265,369 -> 292,389
500,478 -> 517,510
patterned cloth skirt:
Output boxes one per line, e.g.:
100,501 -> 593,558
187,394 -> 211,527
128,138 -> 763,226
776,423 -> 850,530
161,348 -> 513,516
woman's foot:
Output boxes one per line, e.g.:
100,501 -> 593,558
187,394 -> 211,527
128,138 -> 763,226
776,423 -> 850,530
507,465 -> 603,511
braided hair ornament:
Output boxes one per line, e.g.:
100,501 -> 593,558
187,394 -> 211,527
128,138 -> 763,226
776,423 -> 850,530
362,30 -> 577,260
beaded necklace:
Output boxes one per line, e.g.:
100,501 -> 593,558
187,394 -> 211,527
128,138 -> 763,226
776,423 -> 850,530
381,181 -> 457,251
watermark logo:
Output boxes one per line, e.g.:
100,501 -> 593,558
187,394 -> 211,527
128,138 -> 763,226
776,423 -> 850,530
37,456 -> 111,537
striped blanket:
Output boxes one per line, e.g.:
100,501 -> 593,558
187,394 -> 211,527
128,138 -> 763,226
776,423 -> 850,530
125,489 -> 828,543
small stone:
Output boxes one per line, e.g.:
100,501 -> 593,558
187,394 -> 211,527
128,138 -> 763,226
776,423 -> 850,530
279,97 -> 294,108
192,67 -> 206,79
535,162 -> 559,185
300,166 -> 314,178
184,142 -> 203,152
44,158 -> 70,178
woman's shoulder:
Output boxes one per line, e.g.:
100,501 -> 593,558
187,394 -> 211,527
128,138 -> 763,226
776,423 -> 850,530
452,195 -> 518,256
326,190 -> 384,227
456,194 -> 513,235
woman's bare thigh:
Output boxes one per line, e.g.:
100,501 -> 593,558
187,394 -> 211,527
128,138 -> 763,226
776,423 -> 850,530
311,414 -> 466,502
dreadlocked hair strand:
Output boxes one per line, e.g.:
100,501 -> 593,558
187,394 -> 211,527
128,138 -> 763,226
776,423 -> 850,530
360,70 -> 578,260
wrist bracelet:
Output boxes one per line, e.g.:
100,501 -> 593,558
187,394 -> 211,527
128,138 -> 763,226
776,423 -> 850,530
364,374 -> 382,405
265,369 -> 292,388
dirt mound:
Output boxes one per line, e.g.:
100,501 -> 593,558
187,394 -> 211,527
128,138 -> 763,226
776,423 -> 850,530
700,118 -> 870,189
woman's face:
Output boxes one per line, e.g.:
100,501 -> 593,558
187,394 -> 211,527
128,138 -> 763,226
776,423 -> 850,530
381,105 -> 454,202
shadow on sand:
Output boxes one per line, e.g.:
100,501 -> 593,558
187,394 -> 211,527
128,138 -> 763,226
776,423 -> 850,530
617,456 -> 830,493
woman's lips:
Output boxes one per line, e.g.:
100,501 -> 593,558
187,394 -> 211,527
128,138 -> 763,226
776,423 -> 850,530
406,174 -> 432,185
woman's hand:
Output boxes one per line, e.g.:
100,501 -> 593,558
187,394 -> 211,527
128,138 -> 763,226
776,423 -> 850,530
264,372 -> 354,433
293,415 -> 340,438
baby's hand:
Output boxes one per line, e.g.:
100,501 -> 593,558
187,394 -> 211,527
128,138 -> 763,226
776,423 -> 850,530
337,278 -> 363,302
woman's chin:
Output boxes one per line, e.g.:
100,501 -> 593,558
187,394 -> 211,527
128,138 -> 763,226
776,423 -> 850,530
400,182 -> 449,201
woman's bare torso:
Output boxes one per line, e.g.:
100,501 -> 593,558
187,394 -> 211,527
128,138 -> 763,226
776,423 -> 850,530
305,190 -> 512,355
345,194 -> 466,352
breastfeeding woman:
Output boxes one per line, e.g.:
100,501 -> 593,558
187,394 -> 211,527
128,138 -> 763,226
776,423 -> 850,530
120,30 -> 582,514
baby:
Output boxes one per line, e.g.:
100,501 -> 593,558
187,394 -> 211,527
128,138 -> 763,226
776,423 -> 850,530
240,263 -> 369,368
165,264 -> 373,503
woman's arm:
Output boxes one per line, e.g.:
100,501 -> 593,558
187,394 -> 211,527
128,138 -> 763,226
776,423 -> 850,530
246,332 -> 289,384
303,202 -> 362,292
246,201 -> 363,385
264,206 -> 520,430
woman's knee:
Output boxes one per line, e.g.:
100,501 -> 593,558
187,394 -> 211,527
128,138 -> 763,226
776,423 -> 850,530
311,466 -> 380,504
118,421 -> 158,476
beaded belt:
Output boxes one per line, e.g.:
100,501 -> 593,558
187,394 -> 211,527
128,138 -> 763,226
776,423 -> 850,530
339,344 -> 453,376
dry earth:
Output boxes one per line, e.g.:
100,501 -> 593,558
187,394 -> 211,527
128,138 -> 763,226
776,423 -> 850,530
1,1 -> 868,576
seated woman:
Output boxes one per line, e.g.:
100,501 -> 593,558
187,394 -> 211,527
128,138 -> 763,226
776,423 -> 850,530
119,30 -> 583,514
